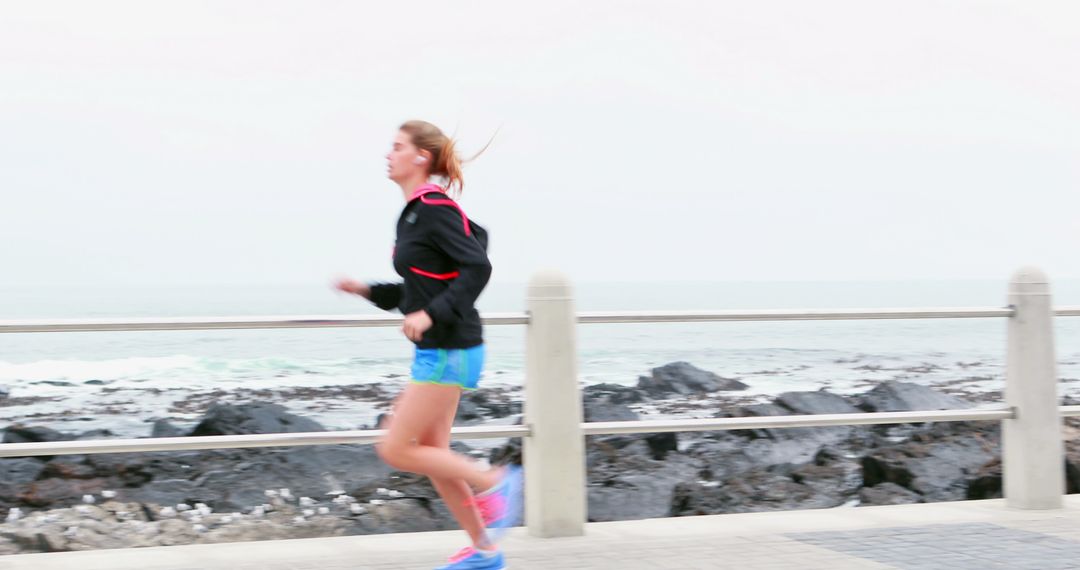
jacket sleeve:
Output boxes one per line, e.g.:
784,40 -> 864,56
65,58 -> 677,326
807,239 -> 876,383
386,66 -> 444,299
367,282 -> 403,312
421,204 -> 492,326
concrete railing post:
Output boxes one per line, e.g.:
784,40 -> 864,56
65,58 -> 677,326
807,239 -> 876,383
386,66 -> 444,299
523,270 -> 586,537
1004,266 -> 1064,509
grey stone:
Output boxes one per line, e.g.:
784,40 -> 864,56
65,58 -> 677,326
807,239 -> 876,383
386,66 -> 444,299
150,420 -> 185,438
189,403 -> 326,436
858,482 -> 925,506
856,381 -> 972,412
775,391 -> 861,415
2,426 -> 72,445
637,362 -> 748,397
0,458 -> 45,485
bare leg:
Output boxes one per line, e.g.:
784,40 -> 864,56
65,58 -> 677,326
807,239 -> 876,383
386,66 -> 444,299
377,383 -> 499,548
377,383 -> 501,491
415,397 -> 490,548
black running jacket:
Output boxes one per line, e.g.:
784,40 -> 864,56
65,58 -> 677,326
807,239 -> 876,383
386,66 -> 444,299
367,186 -> 491,349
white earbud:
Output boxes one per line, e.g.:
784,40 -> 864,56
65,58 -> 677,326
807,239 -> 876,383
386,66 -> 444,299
413,156 -> 427,165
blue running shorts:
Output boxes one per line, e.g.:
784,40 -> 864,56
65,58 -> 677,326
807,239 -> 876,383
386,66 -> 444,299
410,345 -> 485,390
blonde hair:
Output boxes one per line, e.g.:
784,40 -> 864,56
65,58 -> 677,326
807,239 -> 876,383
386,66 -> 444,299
399,120 -> 493,196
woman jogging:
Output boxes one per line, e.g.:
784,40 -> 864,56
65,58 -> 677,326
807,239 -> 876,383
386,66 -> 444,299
335,120 -> 521,570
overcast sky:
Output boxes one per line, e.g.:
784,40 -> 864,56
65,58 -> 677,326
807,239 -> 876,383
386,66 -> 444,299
2,1 -> 1077,288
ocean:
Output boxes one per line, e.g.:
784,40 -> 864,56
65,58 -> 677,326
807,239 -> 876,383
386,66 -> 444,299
2,279 -> 1079,437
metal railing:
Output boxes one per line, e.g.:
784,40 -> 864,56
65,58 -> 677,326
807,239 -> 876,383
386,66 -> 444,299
7,306 -> 1080,334
0,266 -> 1077,538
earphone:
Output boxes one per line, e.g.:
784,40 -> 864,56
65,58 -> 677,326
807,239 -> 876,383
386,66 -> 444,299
413,156 -> 427,165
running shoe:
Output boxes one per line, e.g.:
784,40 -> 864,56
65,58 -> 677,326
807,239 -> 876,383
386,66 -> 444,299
434,548 -> 505,570
467,465 -> 523,542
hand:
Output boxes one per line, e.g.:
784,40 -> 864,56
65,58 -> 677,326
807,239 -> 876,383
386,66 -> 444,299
402,310 -> 433,342
333,277 -> 371,300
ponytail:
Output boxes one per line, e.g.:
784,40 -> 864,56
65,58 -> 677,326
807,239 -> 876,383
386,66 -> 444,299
436,137 -> 465,196
399,120 -> 494,198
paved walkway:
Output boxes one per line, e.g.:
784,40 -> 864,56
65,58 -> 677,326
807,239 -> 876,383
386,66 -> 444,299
2,497 -> 1080,569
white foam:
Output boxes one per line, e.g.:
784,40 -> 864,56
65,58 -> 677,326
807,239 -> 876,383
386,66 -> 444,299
0,356 -> 201,383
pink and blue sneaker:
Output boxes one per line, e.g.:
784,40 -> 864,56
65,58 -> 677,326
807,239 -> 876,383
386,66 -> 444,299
436,546 -> 505,570
467,465 -> 523,542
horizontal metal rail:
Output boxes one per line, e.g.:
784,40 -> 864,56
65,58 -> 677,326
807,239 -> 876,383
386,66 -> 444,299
0,313 -> 530,334
0,425 -> 532,458
1061,406 -> 1080,418
7,305 -> 1080,334
0,408 -> 1026,458
582,408 -> 1015,435
577,307 -> 1017,324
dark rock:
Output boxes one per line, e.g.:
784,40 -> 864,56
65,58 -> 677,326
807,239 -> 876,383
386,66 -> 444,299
352,498 -> 456,534
814,446 -> 844,466
150,420 -> 185,438
3,426 -> 72,445
351,470 -> 439,501
587,439 -> 703,521
644,433 -> 678,461
637,362 -> 748,397
0,406 -> 460,525
966,457 -> 1080,500
116,444 -> 393,507
0,459 -> 46,510
965,457 -> 1002,500
670,467 -> 847,516
856,381 -> 972,412
83,454 -> 155,487
72,439 -> 398,512
721,396 -> 862,451
721,403 -> 792,440
582,383 -> 644,425
790,460 -> 860,498
201,445 -> 392,511
861,452 -> 913,490
681,436 -> 763,481
120,478 -> 203,508
683,433 -> 821,482
861,436 -> 997,501
75,429 -> 114,441
583,383 -> 647,405
189,403 -> 326,436
454,399 -> 484,425
345,471 -> 475,532
0,385 -> 1025,546
859,482 -> 925,506
664,392 -> 872,518
489,438 -> 522,466
583,399 -> 638,423
0,458 -> 44,484
586,435 -> 655,471
457,390 -> 520,419
750,438 -> 839,468
775,391 -> 861,415
1069,460 -> 1080,495
38,457 -> 97,480
768,392 -> 866,449
15,477 -> 109,508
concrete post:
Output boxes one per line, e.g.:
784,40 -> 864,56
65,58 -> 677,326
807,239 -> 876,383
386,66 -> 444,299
523,270 -> 586,537
1004,266 -> 1064,509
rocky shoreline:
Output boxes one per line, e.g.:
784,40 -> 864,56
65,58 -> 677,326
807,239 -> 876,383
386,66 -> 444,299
1,361 -> 1077,555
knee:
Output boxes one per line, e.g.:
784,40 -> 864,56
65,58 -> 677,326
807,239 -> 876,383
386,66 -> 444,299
376,439 -> 409,469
